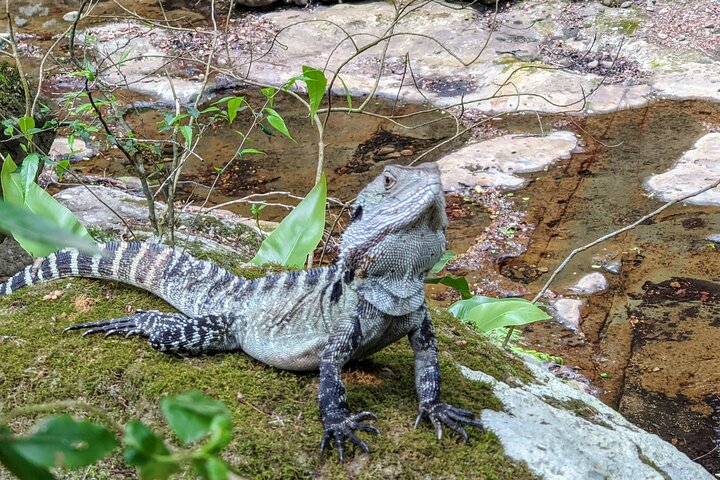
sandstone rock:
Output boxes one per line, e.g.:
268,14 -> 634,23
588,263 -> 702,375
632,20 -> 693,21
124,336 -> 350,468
438,131 -> 578,191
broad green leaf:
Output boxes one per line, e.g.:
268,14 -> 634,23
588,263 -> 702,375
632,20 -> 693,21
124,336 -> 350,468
160,391 -> 231,446
179,125 -> 193,146
192,457 -> 229,480
424,274 -> 472,299
1,154 -> 24,205
301,66 -> 327,123
123,421 -> 179,480
0,426 -> 55,480
251,174 -> 327,267
264,108 -> 295,142
1,156 -> 94,257
0,202 -> 99,255
9,416 -> 116,469
226,97 -> 244,124
18,116 -> 35,136
449,296 -> 550,332
430,250 -> 457,275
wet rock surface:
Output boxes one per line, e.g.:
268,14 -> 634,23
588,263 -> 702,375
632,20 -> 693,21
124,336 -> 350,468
464,361 -> 713,480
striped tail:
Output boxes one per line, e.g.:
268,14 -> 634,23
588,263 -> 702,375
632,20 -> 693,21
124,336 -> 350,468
0,242 -> 242,317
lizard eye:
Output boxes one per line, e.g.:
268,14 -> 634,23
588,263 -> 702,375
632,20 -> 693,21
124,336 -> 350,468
384,175 -> 396,190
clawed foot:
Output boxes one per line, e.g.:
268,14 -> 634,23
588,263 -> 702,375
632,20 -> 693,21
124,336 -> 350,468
414,401 -> 483,442
64,314 -> 150,338
320,410 -> 380,462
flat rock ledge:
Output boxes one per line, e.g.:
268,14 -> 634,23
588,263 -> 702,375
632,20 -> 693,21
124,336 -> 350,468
644,133 -> 720,206
465,361 -> 713,480
438,131 -> 578,191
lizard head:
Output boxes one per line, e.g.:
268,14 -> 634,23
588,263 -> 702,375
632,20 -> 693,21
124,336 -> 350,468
339,163 -> 448,315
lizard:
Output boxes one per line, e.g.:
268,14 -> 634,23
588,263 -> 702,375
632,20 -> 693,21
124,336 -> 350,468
0,162 -> 482,461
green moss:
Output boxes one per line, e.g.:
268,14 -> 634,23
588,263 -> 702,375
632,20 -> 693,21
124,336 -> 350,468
0,280 -> 536,479
614,19 -> 640,35
542,398 -> 611,429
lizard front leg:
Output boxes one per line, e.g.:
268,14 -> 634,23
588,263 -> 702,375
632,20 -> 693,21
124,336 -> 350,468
318,313 -> 379,462
408,306 -> 483,441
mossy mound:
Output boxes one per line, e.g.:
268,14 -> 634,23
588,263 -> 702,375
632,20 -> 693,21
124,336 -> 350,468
0,278 -> 535,479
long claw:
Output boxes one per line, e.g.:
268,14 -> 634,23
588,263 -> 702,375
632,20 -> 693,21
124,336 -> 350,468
319,409 -> 378,461
335,436 -> 344,463
416,401 -> 483,443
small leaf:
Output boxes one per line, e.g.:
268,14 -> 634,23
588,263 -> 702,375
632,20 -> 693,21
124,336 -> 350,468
18,153 -> 40,194
226,97 -> 244,124
236,148 -> 264,158
192,456 -> 229,480
251,174 -> 326,267
337,74 -> 353,110
261,87 -> 276,107
18,116 -> 35,136
160,391 -> 231,446
9,416 -> 117,469
430,250 -> 457,275
424,274 -> 472,299
301,66 -> 327,123
178,125 -> 193,146
123,421 -> 179,480
264,108 -> 294,142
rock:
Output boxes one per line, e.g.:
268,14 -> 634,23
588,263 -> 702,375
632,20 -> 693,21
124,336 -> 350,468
14,17 -> 28,27
438,131 -> 578,191
377,146 -> 396,155
706,234 -> 720,244
602,259 -> 623,275
49,137 -> 96,162
657,33 -> 668,40
551,298 -> 584,329
568,272 -> 608,295
18,5 -> 49,16
463,363 -> 714,480
600,60 -> 614,68
620,1 -> 633,7
587,60 -> 599,69
0,236 -> 32,280
400,149 -> 414,156
644,133 -> 720,206
63,11 -> 79,22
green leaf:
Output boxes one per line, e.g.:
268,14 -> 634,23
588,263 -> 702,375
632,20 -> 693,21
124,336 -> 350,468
424,274 -> 472,299
0,427 -> 55,480
430,250 -> 457,275
123,421 -> 179,480
337,75 -> 353,110
160,391 -> 231,446
18,116 -> 35,136
18,153 -> 40,193
261,87 -> 276,107
179,125 -> 193,146
236,148 -> 264,158
264,108 -> 295,142
9,415 -> 116,469
192,456 -> 229,480
1,156 -> 95,257
301,66 -> 327,123
448,296 -> 551,333
226,97 -> 244,124
251,174 -> 326,267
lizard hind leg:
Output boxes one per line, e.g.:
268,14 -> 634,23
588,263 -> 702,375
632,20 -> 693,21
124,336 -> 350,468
64,311 -> 235,355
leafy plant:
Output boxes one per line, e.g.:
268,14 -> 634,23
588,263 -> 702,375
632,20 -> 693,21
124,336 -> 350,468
425,251 -> 472,299
0,391 -> 234,480
1,155 -> 94,257
251,174 -> 327,267
448,296 -> 551,333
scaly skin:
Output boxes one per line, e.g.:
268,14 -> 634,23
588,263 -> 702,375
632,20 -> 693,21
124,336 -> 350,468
0,162 -> 482,460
